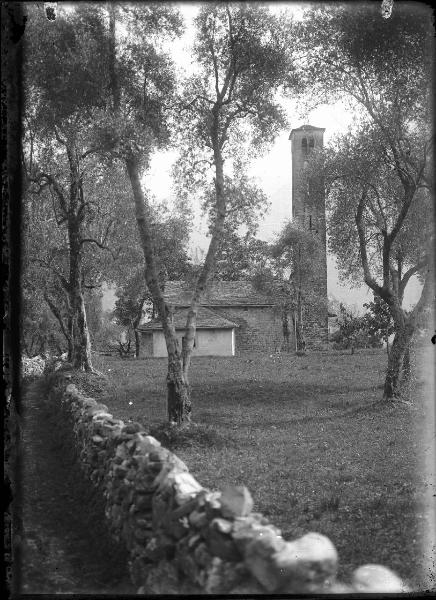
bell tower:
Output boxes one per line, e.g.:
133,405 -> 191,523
290,125 -> 328,348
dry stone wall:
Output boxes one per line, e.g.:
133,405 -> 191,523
46,369 -> 407,594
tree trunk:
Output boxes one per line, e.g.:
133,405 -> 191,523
44,293 -> 73,359
167,351 -> 191,424
402,342 -> 411,382
126,154 -> 191,424
67,316 -> 73,361
133,306 -> 144,358
68,220 -> 93,371
180,129 -> 227,387
134,329 -> 140,358
383,324 -> 414,400
70,287 -> 93,370
295,291 -> 306,354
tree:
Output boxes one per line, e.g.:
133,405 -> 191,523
166,4 -> 297,421
103,3 -> 298,423
214,230 -> 269,281
250,266 -> 294,352
93,311 -> 127,356
21,285 -> 66,357
363,295 -> 395,356
22,4 -> 125,371
113,271 -> 148,358
209,175 -> 270,281
271,223 -> 326,353
297,4 -> 434,399
330,304 -> 364,354
85,288 -> 104,346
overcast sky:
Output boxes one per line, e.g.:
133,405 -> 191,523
105,3 -> 422,313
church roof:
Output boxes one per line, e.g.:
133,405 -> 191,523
161,280 -> 275,307
138,305 -> 239,331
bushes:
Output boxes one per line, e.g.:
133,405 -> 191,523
331,329 -> 382,352
331,304 -> 384,353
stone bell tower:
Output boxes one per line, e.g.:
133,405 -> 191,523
289,125 -> 328,348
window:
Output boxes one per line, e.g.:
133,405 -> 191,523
302,136 -> 314,156
309,215 -> 312,230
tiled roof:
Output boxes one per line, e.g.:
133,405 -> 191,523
162,280 -> 275,307
138,306 -> 239,331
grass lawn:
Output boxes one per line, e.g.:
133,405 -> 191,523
89,346 -> 435,589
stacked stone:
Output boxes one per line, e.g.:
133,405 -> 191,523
49,371 -> 408,594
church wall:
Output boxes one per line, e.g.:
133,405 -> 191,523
212,306 -> 287,353
139,329 -> 234,357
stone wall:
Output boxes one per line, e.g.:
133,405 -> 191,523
213,306 -> 285,354
45,368 -> 407,594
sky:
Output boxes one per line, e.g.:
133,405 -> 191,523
105,2 -> 422,313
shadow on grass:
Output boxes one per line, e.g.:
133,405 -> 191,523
148,421 -> 237,452
191,380 -> 388,424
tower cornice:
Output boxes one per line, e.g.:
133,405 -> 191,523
289,125 -> 326,139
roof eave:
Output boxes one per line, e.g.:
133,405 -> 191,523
168,303 -> 275,308
138,324 -> 238,332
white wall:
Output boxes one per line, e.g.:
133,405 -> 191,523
152,328 -> 234,357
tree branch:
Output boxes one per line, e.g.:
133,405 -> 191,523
53,125 -> 67,146
399,256 -> 429,301
43,293 -> 71,345
355,191 -> 386,300
32,257 -> 70,292
80,237 -> 115,259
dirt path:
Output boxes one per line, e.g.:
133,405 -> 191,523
15,378 -> 135,595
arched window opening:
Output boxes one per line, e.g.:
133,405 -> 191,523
302,137 -> 308,155
309,137 -> 315,151
309,215 -> 312,230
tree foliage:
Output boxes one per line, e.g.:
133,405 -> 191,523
269,222 -> 326,352
330,304 -> 382,354
362,295 -> 395,350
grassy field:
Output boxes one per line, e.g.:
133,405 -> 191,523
89,346 -> 434,589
